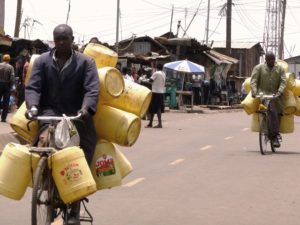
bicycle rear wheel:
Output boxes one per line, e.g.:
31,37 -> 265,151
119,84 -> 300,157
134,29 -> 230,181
31,157 -> 54,225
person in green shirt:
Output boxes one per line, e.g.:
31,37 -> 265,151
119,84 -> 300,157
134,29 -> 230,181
250,51 -> 287,147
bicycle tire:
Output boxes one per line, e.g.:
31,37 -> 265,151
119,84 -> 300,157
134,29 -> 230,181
271,140 -> 276,152
259,116 -> 270,155
31,157 -> 54,225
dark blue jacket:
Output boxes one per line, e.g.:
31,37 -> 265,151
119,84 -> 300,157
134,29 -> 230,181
25,49 -> 99,115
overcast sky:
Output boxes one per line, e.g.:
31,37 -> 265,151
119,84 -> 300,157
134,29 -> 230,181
3,0 -> 300,58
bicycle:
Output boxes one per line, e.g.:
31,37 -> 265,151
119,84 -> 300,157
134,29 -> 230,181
28,114 -> 94,225
255,93 -> 282,155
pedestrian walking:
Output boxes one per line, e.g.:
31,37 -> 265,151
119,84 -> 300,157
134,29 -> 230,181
0,54 -> 15,122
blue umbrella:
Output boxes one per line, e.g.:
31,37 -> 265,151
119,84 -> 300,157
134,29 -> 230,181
163,59 -> 205,73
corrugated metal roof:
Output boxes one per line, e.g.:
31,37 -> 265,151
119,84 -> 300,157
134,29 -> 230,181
212,41 -> 261,49
204,50 -> 239,65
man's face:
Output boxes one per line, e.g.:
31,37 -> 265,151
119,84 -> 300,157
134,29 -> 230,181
54,31 -> 73,53
266,55 -> 275,68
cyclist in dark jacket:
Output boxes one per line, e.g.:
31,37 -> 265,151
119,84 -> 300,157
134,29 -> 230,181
25,24 -> 99,225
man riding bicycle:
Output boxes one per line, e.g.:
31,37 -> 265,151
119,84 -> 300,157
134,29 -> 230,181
250,51 -> 286,148
25,24 -> 99,225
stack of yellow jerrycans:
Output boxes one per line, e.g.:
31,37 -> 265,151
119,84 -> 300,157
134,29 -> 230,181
241,60 -> 298,134
0,43 -> 152,202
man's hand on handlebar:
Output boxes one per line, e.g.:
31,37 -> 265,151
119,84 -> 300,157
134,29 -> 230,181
274,92 -> 282,99
78,107 -> 90,120
25,106 -> 38,120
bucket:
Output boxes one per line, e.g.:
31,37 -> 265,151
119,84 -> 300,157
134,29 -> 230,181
294,95 -> 300,116
242,77 -> 251,94
97,67 -> 124,101
9,102 -> 39,144
279,114 -> 294,133
282,90 -> 297,115
251,113 -> 261,132
292,79 -> 300,96
24,54 -> 40,86
276,60 -> 289,73
241,92 -> 260,115
83,43 -> 118,69
90,140 -> 122,190
115,146 -> 133,178
48,146 -> 96,204
93,105 -> 141,146
285,73 -> 296,90
0,143 -> 40,200
101,79 -> 152,117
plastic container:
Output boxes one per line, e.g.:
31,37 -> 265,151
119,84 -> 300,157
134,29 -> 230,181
83,43 -> 118,69
101,79 -> 152,117
276,60 -> 289,73
285,73 -> 296,90
280,114 -> 294,133
242,77 -> 251,94
292,79 -> 300,96
90,140 -> 122,190
115,146 -> 133,178
97,67 -> 124,101
48,146 -> 96,204
251,113 -> 261,132
9,102 -> 39,144
93,105 -> 141,146
0,143 -> 40,200
294,95 -> 300,116
241,92 -> 260,115
24,54 -> 40,86
282,90 -> 297,115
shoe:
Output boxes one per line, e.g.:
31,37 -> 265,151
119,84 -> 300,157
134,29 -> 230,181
145,124 -> 152,128
1,119 -> 6,122
67,216 -> 81,225
272,138 -> 280,148
153,124 -> 162,128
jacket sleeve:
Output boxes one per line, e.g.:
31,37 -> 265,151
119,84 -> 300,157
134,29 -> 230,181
277,66 -> 287,94
25,57 -> 43,109
82,58 -> 99,115
250,65 -> 260,95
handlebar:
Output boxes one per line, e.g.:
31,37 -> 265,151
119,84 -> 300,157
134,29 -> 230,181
31,113 -> 82,121
255,94 -> 277,100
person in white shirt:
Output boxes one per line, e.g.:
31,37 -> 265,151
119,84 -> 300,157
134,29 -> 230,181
122,67 -> 134,82
145,63 -> 166,128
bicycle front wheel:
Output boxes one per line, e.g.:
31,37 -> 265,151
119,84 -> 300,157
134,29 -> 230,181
259,117 -> 271,155
31,157 -> 54,225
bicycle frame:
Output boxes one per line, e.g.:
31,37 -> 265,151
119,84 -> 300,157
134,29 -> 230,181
29,113 -> 93,225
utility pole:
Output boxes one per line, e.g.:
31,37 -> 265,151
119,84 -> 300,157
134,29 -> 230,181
226,0 -> 232,55
0,0 -> 4,35
115,0 -> 120,53
169,5 -> 174,35
14,0 -> 22,37
66,0 -> 71,25
278,0 -> 286,59
205,0 -> 210,45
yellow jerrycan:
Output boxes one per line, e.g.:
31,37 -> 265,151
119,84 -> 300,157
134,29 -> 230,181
101,79 -> 152,117
285,72 -> 296,91
279,114 -> 294,133
97,67 -> 124,101
90,140 -> 122,190
282,90 -> 297,115
83,43 -> 118,69
48,146 -> 97,204
24,54 -> 40,86
115,145 -> 133,178
9,102 -> 39,144
293,79 -> 300,97
250,113 -> 261,132
294,95 -> 300,116
93,105 -> 141,147
0,143 -> 40,200
241,91 -> 260,115
242,77 -> 251,94
276,60 -> 289,73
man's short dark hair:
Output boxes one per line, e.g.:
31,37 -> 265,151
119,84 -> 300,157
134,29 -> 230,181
157,63 -> 163,70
